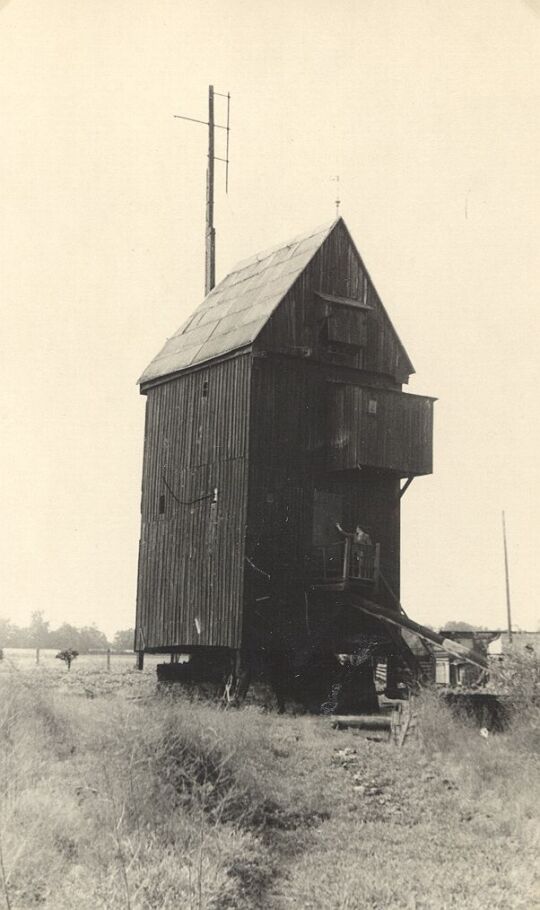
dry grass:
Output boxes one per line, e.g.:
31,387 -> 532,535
271,690 -> 540,909
0,663 -> 329,909
0,657 -> 538,909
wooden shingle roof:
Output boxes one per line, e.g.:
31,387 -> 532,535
139,220 -> 336,385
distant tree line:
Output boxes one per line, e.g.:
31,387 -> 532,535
0,611 -> 134,652
441,621 -> 493,632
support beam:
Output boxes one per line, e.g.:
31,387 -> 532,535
347,596 -> 487,671
400,476 -> 414,498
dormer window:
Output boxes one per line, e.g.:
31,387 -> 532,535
315,291 -> 370,365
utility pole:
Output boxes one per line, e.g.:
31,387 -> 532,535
174,85 -> 230,297
502,511 -> 513,644
206,85 -> 216,295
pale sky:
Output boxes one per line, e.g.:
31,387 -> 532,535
1,0 -> 539,637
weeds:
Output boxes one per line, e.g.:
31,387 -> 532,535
269,689 -> 540,909
0,671 -> 327,909
0,667 -> 538,909
488,649 -> 540,754
0,827 -> 11,910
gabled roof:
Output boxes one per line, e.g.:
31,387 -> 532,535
139,220 -> 336,385
139,217 -> 416,386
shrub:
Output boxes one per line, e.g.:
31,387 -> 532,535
487,649 -> 540,753
489,647 -> 540,709
55,649 -> 79,670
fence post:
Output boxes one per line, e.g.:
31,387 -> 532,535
106,648 -> 111,671
36,647 -> 40,665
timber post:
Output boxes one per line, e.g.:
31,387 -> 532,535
136,650 -> 144,671
502,511 -> 513,644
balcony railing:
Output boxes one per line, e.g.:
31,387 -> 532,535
308,539 -> 380,590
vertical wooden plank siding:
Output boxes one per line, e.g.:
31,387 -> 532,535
136,355 -> 251,650
245,216 -> 428,613
256,220 -> 411,384
328,385 -> 434,475
136,219 -> 433,654
247,356 -> 403,609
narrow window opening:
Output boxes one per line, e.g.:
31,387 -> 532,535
202,380 -> 209,398
368,399 -> 378,415
159,493 -> 166,515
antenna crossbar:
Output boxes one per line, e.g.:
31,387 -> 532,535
173,114 -> 229,130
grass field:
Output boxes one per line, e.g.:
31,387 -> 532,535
0,652 -> 538,909
1,648 -> 163,672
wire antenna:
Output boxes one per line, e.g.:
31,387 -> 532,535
174,85 -> 231,295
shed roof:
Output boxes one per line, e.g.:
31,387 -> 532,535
139,220 -> 337,385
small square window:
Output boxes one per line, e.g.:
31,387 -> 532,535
368,399 -> 378,415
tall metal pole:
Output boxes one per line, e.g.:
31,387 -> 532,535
205,85 -> 216,295
502,511 -> 513,644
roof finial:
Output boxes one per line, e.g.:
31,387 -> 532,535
331,175 -> 341,218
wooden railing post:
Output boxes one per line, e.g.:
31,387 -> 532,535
342,537 -> 351,581
374,543 -> 381,589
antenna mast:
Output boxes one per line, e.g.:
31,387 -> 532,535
206,86 -> 215,294
174,85 -> 231,296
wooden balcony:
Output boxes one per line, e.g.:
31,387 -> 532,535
307,539 -> 381,591
328,383 -> 435,477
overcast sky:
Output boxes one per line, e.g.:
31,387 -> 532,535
1,0 -> 539,637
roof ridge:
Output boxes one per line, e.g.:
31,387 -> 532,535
226,218 -> 338,278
